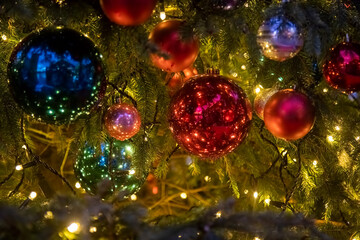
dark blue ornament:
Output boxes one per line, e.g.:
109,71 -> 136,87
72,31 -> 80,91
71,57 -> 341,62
8,27 -> 106,124
74,139 -> 147,196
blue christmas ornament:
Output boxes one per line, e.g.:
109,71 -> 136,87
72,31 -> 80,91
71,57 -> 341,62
8,27 -> 106,124
74,139 -> 147,196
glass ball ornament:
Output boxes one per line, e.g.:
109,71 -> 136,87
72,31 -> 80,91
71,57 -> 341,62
104,103 -> 141,141
100,0 -> 157,26
168,73 -> 252,158
149,20 -> 199,72
257,15 -> 304,62
74,139 -> 147,195
323,42 -> 360,92
264,89 -> 315,140
7,27 -> 106,124
254,88 -> 278,120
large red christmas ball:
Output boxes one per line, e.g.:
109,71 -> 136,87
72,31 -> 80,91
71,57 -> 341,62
104,103 -> 141,141
264,89 -> 315,141
323,42 -> 360,92
100,0 -> 157,26
168,74 -> 252,158
149,20 -> 199,72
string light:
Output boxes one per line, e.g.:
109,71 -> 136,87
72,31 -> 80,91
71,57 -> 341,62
254,237 -> 261,240
335,126 -> 341,131
327,135 -> 334,143
313,160 -> 318,167
15,165 -> 23,171
253,192 -> 258,199
22,145 -> 27,150
293,158 -> 297,162
323,88 -> 328,93
215,211 -> 222,218
232,72 -> 238,77
130,194 -> 137,201
356,136 -> 360,141
67,222 -> 80,233
29,191 -> 37,200
180,192 -> 187,199
244,189 -> 249,194
241,65 -> 247,70
204,176 -> 211,182
129,169 -> 135,175
89,226 -> 97,233
75,182 -> 81,189
278,77 -> 283,82
1,34 -> 7,41
44,211 -> 54,219
264,198 -> 271,205
160,11 -> 166,20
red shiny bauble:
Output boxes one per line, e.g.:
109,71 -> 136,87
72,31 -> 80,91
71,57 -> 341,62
254,88 -> 278,120
323,42 -> 360,92
149,20 -> 199,72
264,89 -> 315,141
168,74 -> 252,158
100,0 -> 157,26
104,103 -> 141,141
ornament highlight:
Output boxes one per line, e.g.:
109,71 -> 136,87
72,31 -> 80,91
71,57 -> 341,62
254,88 -> 278,120
264,89 -> 315,140
8,27 -> 106,124
323,42 -> 360,92
104,103 -> 141,141
100,0 -> 157,26
257,15 -> 304,62
149,20 -> 199,72
168,74 -> 252,158
74,139 -> 146,195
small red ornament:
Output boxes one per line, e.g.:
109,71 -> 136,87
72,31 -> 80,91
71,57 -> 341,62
104,103 -> 141,141
168,73 -> 252,158
264,89 -> 315,141
149,20 -> 199,72
254,88 -> 278,120
323,42 -> 360,92
166,66 -> 198,96
100,0 -> 157,26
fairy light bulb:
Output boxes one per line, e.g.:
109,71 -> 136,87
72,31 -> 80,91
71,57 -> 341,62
253,192 -> 258,199
215,211 -> 222,218
335,126 -> 340,131
180,192 -> 187,199
67,222 -> 80,233
160,11 -> 166,20
75,182 -> 81,189
89,226 -> 97,233
15,165 -> 23,171
1,34 -> 7,41
264,198 -> 271,205
130,194 -> 137,201
29,191 -> 37,200
327,135 -> 334,143
313,160 -> 318,167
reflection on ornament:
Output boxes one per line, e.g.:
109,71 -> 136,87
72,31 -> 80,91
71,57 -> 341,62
8,27 -> 106,124
254,88 -> 278,120
168,74 -> 252,158
323,42 -> 360,92
74,139 -> 146,195
264,89 -> 315,140
149,20 -> 199,72
257,15 -> 304,62
104,103 -> 141,141
211,0 -> 245,10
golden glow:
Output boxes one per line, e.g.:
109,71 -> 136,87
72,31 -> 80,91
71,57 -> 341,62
244,189 -> 249,194
160,11 -> 166,20
215,211 -> 222,218
89,226 -> 97,233
130,194 -> 137,201
1,34 -> 7,41
67,222 -> 80,233
29,191 -> 37,200
75,182 -> 81,189
335,126 -> 340,131
180,192 -> 187,199
323,88 -> 328,93
22,145 -> 27,150
327,135 -> 334,143
313,160 -> 318,167
44,211 -> 54,219
129,169 -> 135,175
254,237 -> 261,240
15,165 -> 23,171
264,198 -> 271,205
204,176 -> 211,182
253,191 -> 258,199
241,65 -> 247,70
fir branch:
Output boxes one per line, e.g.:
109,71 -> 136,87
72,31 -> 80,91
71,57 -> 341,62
108,81 -> 138,108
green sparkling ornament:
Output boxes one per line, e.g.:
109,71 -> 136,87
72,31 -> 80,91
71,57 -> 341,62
8,27 -> 106,124
74,139 -> 146,195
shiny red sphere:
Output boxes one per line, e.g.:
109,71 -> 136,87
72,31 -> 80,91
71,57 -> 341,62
149,20 -> 199,72
168,74 -> 252,158
264,89 -> 315,141
104,103 -> 141,141
323,42 -> 360,92
100,0 -> 157,26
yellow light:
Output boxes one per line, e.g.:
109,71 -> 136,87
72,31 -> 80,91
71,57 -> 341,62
313,160 -> 318,167
44,211 -> 53,219
215,211 -> 222,218
335,126 -> 340,131
180,192 -> 187,199
15,165 -> 23,171
204,176 -> 211,182
293,158 -> 297,162
232,72 -> 238,77
323,88 -> 328,93
67,222 -> 80,233
129,169 -> 135,175
255,88 -> 261,94
264,198 -> 271,205
89,226 -> 97,233
254,237 -> 261,240
356,136 -> 360,141
160,11 -> 166,20
130,194 -> 137,201
253,192 -> 258,199
327,135 -> 334,143
244,189 -> 248,194
29,191 -> 37,200
241,65 -> 246,70
75,182 -> 81,189
22,145 -> 27,150
1,34 -> 7,41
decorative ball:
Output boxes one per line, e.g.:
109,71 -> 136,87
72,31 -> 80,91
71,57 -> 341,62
264,89 -> 315,140
323,42 -> 360,92
168,74 -> 252,158
7,27 -> 106,124
104,103 -> 141,141
100,0 -> 157,26
166,66 -> 198,96
211,0 -> 244,10
149,20 -> 199,72
257,15 -> 304,62
74,139 -> 146,195
254,88 -> 278,120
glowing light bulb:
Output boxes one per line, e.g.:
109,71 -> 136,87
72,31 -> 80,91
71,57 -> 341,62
293,158 -> 297,162
29,191 -> 37,200
160,11 -> 166,20
215,211 -> 222,218
75,182 -> 81,189
323,88 -> 328,93
253,192 -> 258,199
180,192 -> 187,199
129,169 -> 135,175
44,211 -> 53,219
255,87 -> 261,94
204,176 -> 211,182
335,126 -> 340,131
1,34 -> 7,41
313,160 -> 318,167
67,222 -> 80,233
15,165 -> 23,171
327,135 -> 334,143
254,237 -> 261,240
22,145 -> 27,150
244,189 -> 249,194
89,226 -> 97,233
241,65 -> 246,70
356,136 -> 360,141
264,198 -> 271,205
130,194 -> 137,201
